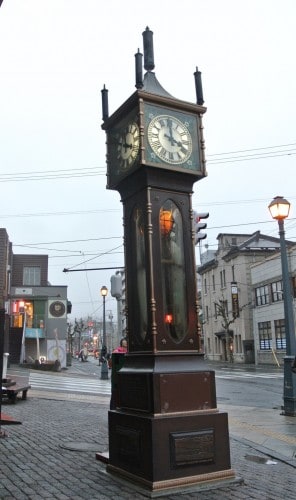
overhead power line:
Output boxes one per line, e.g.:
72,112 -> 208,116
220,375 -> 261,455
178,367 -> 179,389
0,168 -> 106,182
1,142 -> 295,182
209,218 -> 296,230
5,196 -> 296,223
14,236 -> 122,246
13,218 -> 296,255
207,142 -> 296,165
207,142 -> 296,157
66,244 -> 123,270
207,150 -> 296,165
0,208 -> 120,219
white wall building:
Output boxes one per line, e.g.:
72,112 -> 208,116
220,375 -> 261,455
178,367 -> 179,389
197,231 -> 291,364
251,246 -> 296,365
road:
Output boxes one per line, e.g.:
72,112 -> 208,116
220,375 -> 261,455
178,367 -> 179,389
214,364 -> 283,410
11,359 -> 284,411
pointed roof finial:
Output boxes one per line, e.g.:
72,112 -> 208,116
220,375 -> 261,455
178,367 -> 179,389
194,67 -> 204,105
135,48 -> 143,89
143,26 -> 155,72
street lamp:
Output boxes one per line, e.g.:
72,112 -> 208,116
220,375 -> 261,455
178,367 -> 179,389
100,285 -> 109,380
268,196 -> 296,416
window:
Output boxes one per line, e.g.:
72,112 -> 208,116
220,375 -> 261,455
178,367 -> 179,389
258,321 -> 272,350
205,305 -> 209,322
160,200 -> 187,343
220,269 -> 226,288
133,207 -> 147,341
231,265 -> 235,282
214,336 -> 220,353
235,334 -> 242,353
212,274 -> 215,291
214,303 -> 218,320
204,278 -> 207,294
274,319 -> 286,350
271,281 -> 283,302
23,267 -> 41,286
207,338 -> 211,354
255,285 -> 269,306
223,299 -> 228,316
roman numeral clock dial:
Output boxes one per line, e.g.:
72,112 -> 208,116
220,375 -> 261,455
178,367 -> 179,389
147,115 -> 193,165
117,122 -> 140,170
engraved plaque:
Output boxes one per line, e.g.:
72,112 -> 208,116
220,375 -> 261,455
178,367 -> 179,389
170,429 -> 214,467
159,372 -> 216,413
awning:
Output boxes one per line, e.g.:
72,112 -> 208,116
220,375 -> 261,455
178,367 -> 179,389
25,328 -> 46,339
214,330 -> 233,339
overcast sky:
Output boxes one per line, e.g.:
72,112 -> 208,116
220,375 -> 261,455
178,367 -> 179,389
0,0 -> 295,324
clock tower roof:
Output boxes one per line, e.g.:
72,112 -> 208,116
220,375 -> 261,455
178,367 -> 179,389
142,70 -> 172,98
101,27 -> 205,126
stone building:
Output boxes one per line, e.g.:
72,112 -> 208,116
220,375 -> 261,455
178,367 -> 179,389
251,246 -> 296,365
197,231 -> 294,364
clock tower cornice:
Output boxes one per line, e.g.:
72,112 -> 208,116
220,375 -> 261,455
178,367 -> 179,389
102,89 -> 207,131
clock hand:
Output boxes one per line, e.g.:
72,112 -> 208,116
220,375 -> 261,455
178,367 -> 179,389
164,129 -> 177,146
163,134 -> 187,154
119,139 -> 133,153
164,133 -> 178,146
166,119 -> 176,145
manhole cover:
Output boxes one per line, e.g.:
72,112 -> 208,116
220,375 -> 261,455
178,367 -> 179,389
60,441 -> 101,452
245,454 -> 277,465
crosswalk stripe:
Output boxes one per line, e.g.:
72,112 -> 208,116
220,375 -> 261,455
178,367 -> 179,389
29,373 -> 111,395
216,372 -> 283,379
28,370 -> 282,396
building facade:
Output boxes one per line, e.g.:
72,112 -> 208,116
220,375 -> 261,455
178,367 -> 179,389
9,253 -> 69,367
197,231 -> 292,364
0,229 -> 12,364
251,246 -> 296,365
0,229 -> 70,369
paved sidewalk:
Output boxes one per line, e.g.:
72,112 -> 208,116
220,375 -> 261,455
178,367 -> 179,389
0,360 -> 295,499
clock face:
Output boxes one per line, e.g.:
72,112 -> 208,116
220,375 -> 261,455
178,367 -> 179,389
49,301 -> 66,318
148,115 -> 193,165
117,122 -> 140,171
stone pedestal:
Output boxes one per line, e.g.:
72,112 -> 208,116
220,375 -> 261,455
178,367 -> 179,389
106,355 -> 235,495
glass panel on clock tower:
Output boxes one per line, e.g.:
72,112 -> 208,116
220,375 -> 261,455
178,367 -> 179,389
160,200 -> 187,342
133,207 -> 148,340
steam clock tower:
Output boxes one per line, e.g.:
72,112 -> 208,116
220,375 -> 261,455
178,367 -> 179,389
99,27 -> 236,495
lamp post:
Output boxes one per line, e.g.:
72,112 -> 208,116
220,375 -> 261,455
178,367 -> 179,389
109,311 -> 114,351
268,196 -> 296,416
100,285 -> 109,380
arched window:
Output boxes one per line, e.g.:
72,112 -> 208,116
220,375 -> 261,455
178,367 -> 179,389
133,207 -> 148,340
159,200 -> 187,342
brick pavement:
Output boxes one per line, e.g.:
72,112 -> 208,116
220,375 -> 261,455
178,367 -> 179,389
0,361 -> 295,499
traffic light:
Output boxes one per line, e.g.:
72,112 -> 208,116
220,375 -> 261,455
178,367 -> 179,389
193,211 -> 209,244
111,274 -> 122,299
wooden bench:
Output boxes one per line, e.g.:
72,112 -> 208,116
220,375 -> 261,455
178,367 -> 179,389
2,375 -> 31,404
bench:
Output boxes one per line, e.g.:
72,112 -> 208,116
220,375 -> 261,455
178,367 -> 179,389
1,375 -> 31,404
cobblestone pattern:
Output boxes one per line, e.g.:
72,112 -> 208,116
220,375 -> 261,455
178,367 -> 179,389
1,396 -> 295,499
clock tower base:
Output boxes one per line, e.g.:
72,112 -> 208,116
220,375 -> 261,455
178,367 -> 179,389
97,354 -> 237,496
